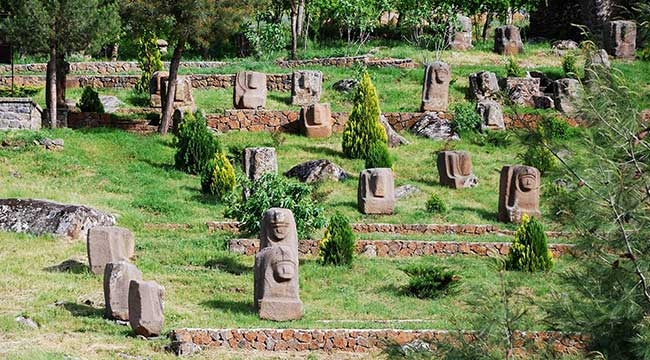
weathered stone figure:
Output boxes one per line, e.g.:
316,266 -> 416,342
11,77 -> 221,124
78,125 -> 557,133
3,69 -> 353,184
450,15 -> 472,51
234,71 -> 267,109
160,75 -> 195,111
468,71 -> 500,101
301,103 -> 332,138
87,226 -> 135,275
421,61 -> 451,112
128,279 -> 165,337
498,165 -> 541,223
437,151 -> 478,189
104,261 -> 142,321
358,168 -> 395,214
254,208 -> 303,321
476,100 -> 505,130
605,20 -> 636,59
494,25 -> 524,55
292,70 -> 323,106
149,71 -> 169,107
553,78 -> 582,114
242,147 -> 277,182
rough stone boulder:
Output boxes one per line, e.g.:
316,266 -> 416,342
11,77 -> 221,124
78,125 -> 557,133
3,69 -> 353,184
99,95 -> 125,114
380,114 -> 410,147
410,112 -> 459,141
0,199 -> 115,241
284,160 -> 350,183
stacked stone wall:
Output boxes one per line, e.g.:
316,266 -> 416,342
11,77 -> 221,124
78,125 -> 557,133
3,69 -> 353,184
0,97 -> 42,130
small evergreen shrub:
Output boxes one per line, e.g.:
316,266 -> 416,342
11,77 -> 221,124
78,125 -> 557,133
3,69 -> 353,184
505,57 -> 524,77
341,72 -> 388,159
365,141 -> 393,169
539,116 -> 575,139
0,85 -> 41,97
224,173 -> 326,239
174,111 -> 221,175
78,86 -> 104,113
562,53 -> 579,79
201,151 -> 236,201
400,263 -> 461,298
471,130 -> 513,148
451,102 -> 483,135
425,193 -> 448,214
319,212 -> 355,266
519,145 -> 556,175
506,215 -> 554,272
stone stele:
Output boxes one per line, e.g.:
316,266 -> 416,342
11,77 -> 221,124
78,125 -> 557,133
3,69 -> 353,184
149,71 -> 169,108
476,100 -> 505,130
421,61 -> 451,112
301,103 -> 332,138
498,165 -> 542,223
87,226 -> 135,275
437,151 -> 478,189
605,20 -> 636,59
128,280 -> 165,337
292,70 -> 323,106
358,168 -> 395,214
254,208 -> 303,321
104,260 -> 142,321
450,15 -> 472,51
468,71 -> 500,101
494,25 -> 524,55
553,78 -> 582,114
242,147 -> 278,182
234,71 -> 267,109
160,75 -> 195,111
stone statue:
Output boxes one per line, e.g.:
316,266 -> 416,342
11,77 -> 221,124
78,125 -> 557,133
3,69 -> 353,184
421,61 -> 451,112
292,70 -> 323,106
149,71 -> 169,107
301,103 -> 332,138
494,25 -> 524,55
476,100 -> 505,130
605,20 -> 636,59
358,168 -> 395,214
159,75 -> 195,112
234,71 -> 267,109
254,208 -> 303,321
437,151 -> 478,189
450,15 -> 472,51
498,165 -> 541,223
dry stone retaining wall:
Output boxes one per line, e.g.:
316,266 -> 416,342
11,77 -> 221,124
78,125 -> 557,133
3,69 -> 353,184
0,97 -> 42,130
170,328 -> 587,354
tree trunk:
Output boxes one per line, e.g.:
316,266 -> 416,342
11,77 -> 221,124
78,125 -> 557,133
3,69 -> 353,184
46,45 -> 57,128
290,0 -> 298,60
56,53 -> 68,108
159,35 -> 186,135
297,0 -> 305,39
482,12 -> 493,42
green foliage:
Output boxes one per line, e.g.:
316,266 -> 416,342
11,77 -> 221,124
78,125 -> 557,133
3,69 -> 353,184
506,215 -> 553,272
174,111 -> 221,175
505,56 -> 524,77
561,53 -> 579,79
201,151 -> 236,201
318,212 -> 355,266
134,30 -> 163,94
451,102 -> 483,135
0,86 -> 41,97
470,130 -> 513,148
365,141 -> 393,169
400,262 -> 460,299
243,21 -> 288,59
78,87 -> 104,113
341,72 -> 388,159
425,193 -> 448,214
518,145 -> 556,175
539,116 -> 575,140
225,173 -> 326,239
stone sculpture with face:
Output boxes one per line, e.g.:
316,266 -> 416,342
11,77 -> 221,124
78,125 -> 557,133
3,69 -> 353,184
498,165 -> 541,223
358,168 -> 395,214
437,151 -> 478,189
421,61 -> 451,112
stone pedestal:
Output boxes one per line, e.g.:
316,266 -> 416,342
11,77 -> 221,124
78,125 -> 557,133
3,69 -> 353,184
292,70 -> 322,106
301,103 -> 332,138
358,168 -> 395,214
87,226 -> 135,275
437,151 -> 478,189
498,165 -> 541,223
104,261 -> 142,321
494,25 -> 524,55
605,20 -> 636,59
128,280 -> 165,337
234,71 -> 267,109
421,62 -> 451,112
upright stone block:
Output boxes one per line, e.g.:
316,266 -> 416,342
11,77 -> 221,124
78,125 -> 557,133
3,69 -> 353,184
254,208 -> 303,321
476,100 -> 505,130
553,78 -> 582,114
494,25 -> 524,55
584,49 -> 611,82
421,61 -> 451,112
104,261 -> 142,321
468,71 -> 500,101
437,151 -> 478,189
301,103 -> 332,138
234,71 -> 267,109
358,168 -> 395,214
505,77 -> 541,107
149,71 -> 168,108
292,70 -> 323,106
450,15 -> 472,51
242,147 -> 277,182
128,280 -> 165,337
87,226 -> 135,275
498,165 -> 541,223
605,20 -> 636,59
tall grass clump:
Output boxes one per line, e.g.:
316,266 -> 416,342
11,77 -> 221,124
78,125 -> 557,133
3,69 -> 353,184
174,111 -> 220,175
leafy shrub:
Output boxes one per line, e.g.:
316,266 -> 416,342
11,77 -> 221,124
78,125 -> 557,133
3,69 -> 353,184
539,116 -> 575,139
505,56 -> 524,77
471,130 -> 513,148
319,212 -> 355,266
201,151 -> 236,201
134,30 -> 163,94
365,141 -> 393,169
451,102 -> 483,135
174,111 -> 221,175
243,22 -> 288,59
425,193 -> 448,214
341,72 -> 388,159
225,173 -> 326,239
400,263 -> 461,298
78,86 -> 104,113
0,85 -> 41,97
562,53 -> 579,79
506,215 -> 553,272
640,47 -> 650,62
519,145 -> 556,175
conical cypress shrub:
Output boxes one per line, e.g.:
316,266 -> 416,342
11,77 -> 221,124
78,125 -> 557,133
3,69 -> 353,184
506,215 -> 554,272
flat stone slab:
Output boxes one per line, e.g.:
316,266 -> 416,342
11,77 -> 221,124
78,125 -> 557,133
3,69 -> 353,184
0,199 -> 115,241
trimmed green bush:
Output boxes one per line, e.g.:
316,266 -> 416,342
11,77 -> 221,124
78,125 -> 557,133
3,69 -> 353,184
506,215 -> 554,272
539,116 -> 575,139
505,56 -> 524,77
451,102 -> 483,135
365,141 -> 393,169
519,145 -> 556,175
425,193 -> 448,214
78,86 -> 104,113
174,111 -> 221,175
319,212 -> 355,266
225,173 -> 326,239
562,53 -> 579,79
201,151 -> 236,201
341,72 -> 388,159
400,263 -> 461,298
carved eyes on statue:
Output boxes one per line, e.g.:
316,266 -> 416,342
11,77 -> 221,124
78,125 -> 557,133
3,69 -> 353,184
435,69 -> 450,83
518,173 -> 537,191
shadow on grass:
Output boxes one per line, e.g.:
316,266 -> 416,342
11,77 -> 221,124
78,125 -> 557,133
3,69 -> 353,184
268,92 -> 291,106
44,259 -> 89,274
60,302 -> 104,318
201,299 -> 255,315
327,200 -> 357,210
205,255 -> 251,275
297,144 -> 342,158
452,206 -> 497,223
141,158 -> 177,172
